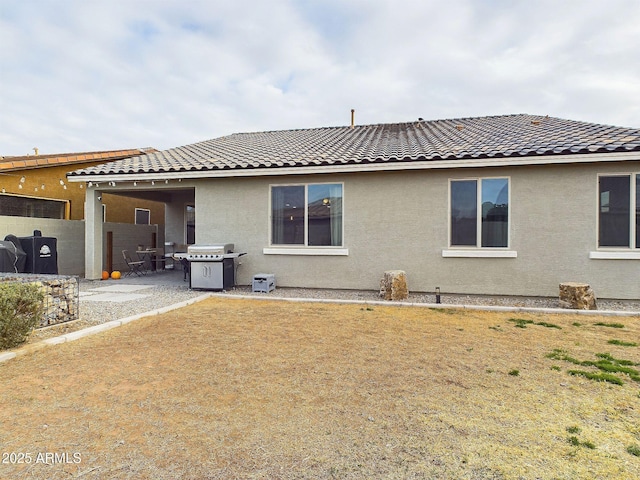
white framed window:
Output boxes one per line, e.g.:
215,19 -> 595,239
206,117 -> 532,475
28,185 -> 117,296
1,193 -> 67,219
135,208 -> 151,225
269,183 -> 344,248
597,173 -> 639,249
444,177 -> 515,258
449,177 -> 510,247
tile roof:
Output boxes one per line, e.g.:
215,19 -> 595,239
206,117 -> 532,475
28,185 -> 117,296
67,114 -> 640,178
0,148 -> 156,173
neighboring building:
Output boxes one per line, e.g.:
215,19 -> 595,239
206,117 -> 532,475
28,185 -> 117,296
0,149 -> 164,224
68,114 -> 640,299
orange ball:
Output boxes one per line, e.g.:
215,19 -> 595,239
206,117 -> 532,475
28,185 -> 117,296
101,271 -> 110,280
111,271 -> 121,280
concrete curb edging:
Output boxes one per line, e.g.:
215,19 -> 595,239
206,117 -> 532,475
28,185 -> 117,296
0,293 -> 213,364
209,293 -> 640,317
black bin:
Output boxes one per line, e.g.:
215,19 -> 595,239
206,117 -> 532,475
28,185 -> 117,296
19,231 -> 58,274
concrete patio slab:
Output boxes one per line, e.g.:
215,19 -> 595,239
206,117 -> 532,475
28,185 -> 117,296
79,291 -> 99,297
82,292 -> 150,303
89,284 -> 155,293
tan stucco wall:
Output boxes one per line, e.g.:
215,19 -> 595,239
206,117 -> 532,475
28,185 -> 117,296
194,161 -> 640,299
0,162 -> 164,223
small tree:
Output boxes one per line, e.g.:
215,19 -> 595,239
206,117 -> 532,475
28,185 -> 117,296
0,282 -> 44,350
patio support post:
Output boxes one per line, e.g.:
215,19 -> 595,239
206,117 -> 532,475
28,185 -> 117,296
85,187 -> 103,280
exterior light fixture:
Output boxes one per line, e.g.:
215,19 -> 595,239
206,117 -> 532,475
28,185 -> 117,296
20,176 -> 25,183
59,179 -> 65,185
134,181 -> 137,186
435,287 -> 441,304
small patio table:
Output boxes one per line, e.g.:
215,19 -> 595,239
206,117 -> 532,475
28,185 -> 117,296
136,249 -> 156,271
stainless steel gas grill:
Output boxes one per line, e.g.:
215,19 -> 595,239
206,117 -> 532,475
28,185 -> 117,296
183,244 -> 245,290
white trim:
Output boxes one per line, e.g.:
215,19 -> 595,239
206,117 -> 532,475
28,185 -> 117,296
442,249 -> 517,258
134,207 -> 151,225
596,172 -> 639,249
589,251 -> 640,260
66,151 -> 640,182
263,247 -> 349,256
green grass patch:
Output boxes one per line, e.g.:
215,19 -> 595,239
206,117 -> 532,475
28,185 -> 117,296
627,444 -> 640,457
607,339 -> 638,347
594,322 -> 625,329
566,426 -> 581,434
567,370 -> 624,385
547,350 -> 640,384
546,349 -> 581,365
594,352 -> 637,366
535,321 -> 562,329
567,436 -> 595,449
508,318 -> 561,329
508,369 -> 520,376
509,318 -> 534,328
572,322 -> 582,327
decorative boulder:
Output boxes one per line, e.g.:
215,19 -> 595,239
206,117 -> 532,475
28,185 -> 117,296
380,270 -> 408,301
559,282 -> 597,310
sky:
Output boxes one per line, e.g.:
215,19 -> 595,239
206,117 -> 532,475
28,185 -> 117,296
1,0 -> 640,157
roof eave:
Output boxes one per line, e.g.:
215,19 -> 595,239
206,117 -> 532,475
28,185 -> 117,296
65,150 -> 640,183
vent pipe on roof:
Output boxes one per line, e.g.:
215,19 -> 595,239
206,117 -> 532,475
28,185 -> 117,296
350,109 -> 355,129
33,147 -> 39,156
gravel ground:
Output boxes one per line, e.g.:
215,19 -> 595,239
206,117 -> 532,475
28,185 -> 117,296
222,285 -> 640,312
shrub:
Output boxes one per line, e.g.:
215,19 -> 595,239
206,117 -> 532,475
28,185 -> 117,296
0,282 -> 44,350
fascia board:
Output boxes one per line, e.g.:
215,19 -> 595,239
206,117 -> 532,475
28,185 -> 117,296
66,151 -> 640,183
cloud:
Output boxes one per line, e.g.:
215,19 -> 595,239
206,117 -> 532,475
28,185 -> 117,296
1,0 -> 639,156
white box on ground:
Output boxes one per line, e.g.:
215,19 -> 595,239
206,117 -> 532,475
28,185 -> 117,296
252,274 -> 276,293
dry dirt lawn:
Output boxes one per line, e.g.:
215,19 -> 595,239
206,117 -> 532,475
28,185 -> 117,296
1,297 -> 639,479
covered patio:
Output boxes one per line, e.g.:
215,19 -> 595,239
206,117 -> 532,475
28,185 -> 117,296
66,175 -> 195,280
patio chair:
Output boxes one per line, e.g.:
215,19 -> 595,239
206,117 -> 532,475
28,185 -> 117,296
122,250 -> 146,277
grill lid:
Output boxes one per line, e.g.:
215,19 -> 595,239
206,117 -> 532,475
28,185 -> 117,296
187,243 -> 234,255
